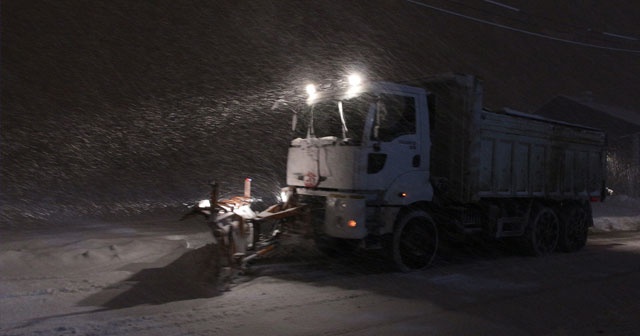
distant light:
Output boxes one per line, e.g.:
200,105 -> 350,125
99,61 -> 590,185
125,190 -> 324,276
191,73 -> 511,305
399,192 -> 408,198
347,219 -> 357,228
198,199 -> 211,208
348,74 -> 362,87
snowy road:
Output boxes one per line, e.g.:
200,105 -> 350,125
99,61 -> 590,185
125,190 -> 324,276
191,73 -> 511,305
1,219 -> 639,335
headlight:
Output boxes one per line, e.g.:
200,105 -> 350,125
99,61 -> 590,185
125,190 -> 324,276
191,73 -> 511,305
280,190 -> 289,204
333,198 -> 348,209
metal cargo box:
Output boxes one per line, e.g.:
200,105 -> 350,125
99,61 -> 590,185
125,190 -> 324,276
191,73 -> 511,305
474,108 -> 606,200
418,74 -> 606,203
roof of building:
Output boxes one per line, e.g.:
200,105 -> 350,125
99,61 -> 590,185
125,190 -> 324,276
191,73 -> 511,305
534,95 -> 640,139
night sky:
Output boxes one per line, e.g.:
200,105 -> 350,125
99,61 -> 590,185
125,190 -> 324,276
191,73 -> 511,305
2,0 -> 639,226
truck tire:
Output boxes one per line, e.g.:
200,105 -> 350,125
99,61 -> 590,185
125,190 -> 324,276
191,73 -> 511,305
558,204 -> 589,252
522,206 -> 560,256
391,210 -> 438,272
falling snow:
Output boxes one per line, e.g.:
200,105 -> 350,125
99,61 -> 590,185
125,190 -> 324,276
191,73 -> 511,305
1,1 -> 640,335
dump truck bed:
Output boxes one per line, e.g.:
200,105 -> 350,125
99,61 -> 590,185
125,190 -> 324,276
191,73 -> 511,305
415,74 -> 607,203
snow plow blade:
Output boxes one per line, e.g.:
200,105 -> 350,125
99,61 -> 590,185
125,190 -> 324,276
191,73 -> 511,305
183,182 -> 312,286
257,204 -> 306,221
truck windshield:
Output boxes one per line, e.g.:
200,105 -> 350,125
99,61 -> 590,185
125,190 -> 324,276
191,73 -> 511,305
294,96 -> 372,144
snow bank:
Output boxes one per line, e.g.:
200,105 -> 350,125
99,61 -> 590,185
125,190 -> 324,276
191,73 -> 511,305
592,195 -> 640,232
0,220 -> 221,323
0,219 -> 214,277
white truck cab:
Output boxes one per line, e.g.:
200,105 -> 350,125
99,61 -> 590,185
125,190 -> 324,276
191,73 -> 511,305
286,80 -> 434,241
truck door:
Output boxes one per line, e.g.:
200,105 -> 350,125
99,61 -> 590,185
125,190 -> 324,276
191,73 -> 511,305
364,92 -> 421,190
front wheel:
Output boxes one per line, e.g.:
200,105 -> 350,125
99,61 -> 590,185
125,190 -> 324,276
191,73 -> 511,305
391,210 -> 439,272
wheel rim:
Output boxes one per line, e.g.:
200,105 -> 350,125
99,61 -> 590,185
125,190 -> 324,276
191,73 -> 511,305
396,216 -> 438,270
533,208 -> 560,255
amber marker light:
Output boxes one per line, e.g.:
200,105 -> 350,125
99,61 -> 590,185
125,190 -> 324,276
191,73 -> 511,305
347,219 -> 357,228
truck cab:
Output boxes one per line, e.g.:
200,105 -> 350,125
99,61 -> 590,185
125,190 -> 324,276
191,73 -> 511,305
286,79 -> 435,242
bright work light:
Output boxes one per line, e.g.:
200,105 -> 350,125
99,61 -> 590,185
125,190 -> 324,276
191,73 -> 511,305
305,84 -> 316,96
348,74 -> 362,87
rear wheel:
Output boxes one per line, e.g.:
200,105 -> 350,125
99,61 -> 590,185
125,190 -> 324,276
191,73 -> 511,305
392,210 -> 439,272
522,206 -> 560,256
558,205 -> 589,252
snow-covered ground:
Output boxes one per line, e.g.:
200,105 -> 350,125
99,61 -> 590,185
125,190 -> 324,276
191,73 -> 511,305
592,195 -> 640,232
0,197 -> 638,335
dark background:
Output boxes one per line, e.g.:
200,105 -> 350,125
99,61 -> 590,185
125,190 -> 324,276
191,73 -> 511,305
2,0 -> 639,226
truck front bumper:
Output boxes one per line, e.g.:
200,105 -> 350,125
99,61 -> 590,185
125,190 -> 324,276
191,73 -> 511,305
298,189 -> 368,239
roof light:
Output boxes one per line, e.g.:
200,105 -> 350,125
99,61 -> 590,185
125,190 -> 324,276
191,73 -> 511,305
348,74 -> 362,87
345,74 -> 364,98
305,84 -> 317,104
305,84 -> 316,96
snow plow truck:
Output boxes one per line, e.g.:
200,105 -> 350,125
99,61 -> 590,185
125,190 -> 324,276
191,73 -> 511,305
185,73 -> 607,273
